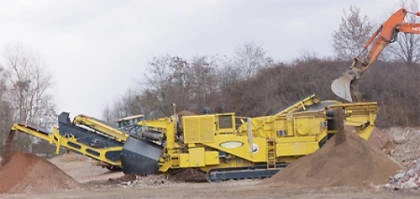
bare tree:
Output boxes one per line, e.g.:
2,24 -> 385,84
103,88 -> 144,121
146,55 -> 189,116
142,55 -> 219,116
1,44 -> 56,152
187,56 -> 218,110
386,0 -> 420,64
333,6 -> 374,60
104,54 -> 222,120
3,44 -> 56,127
232,42 -> 273,78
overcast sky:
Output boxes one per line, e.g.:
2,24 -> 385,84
0,0 -> 406,119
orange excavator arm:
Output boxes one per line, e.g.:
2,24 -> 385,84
331,8 -> 420,102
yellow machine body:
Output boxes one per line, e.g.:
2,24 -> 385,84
138,95 -> 378,173
8,95 -> 378,180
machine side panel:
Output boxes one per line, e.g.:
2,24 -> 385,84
183,115 -> 215,144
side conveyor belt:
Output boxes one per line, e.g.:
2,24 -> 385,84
72,114 -> 129,143
7,112 -> 164,175
10,123 -> 123,168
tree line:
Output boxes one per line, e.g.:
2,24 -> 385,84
103,52 -> 420,128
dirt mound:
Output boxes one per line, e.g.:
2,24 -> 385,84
0,152 -> 79,193
262,128 -> 401,188
168,168 -> 207,182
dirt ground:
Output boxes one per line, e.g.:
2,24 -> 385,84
0,179 -> 419,199
0,126 -> 419,198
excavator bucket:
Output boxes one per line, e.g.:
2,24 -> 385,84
331,70 -> 355,102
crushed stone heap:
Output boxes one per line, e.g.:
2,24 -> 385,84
387,157 -> 420,190
262,126 -> 401,188
0,152 -> 79,193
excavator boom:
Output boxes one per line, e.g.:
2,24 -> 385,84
332,8 -> 420,102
